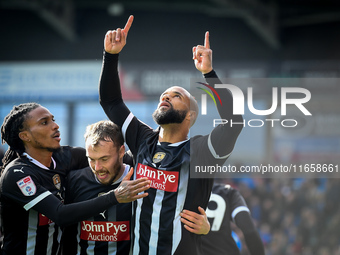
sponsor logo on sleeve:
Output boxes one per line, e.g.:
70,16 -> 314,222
136,163 -> 179,192
80,221 -> 130,242
16,176 -> 36,196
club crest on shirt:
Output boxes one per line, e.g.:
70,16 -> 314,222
152,152 -> 166,164
52,174 -> 61,190
16,176 -> 36,196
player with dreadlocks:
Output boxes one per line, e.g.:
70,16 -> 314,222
0,102 -> 150,255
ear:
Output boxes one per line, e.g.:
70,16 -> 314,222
119,145 -> 125,159
188,110 -> 197,127
186,110 -> 193,120
19,131 -> 31,143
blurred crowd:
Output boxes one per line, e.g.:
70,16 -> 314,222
226,176 -> 340,255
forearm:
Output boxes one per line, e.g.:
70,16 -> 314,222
235,211 -> 265,255
34,191 -> 118,227
99,51 -> 121,103
99,51 -> 130,127
204,70 -> 243,156
243,230 -> 265,255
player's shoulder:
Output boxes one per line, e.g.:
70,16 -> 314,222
212,183 -> 240,198
0,158 -> 38,191
67,166 -> 92,182
53,146 -> 85,159
212,183 -> 233,192
2,158 -> 35,177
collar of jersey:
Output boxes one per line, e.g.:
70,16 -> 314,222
22,152 -> 56,170
157,139 -> 189,147
112,164 -> 130,185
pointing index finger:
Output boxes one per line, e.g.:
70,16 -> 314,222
123,15 -> 134,35
204,31 -> 210,49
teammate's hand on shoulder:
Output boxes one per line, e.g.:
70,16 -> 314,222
180,206 -> 210,235
114,167 -> 150,203
104,15 -> 134,54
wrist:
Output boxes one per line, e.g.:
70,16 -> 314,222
203,69 -> 216,78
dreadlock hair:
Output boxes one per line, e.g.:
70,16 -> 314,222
1,102 -> 41,172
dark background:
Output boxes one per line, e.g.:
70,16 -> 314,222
1,0 -> 340,66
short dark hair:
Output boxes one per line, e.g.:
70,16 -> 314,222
84,120 -> 124,149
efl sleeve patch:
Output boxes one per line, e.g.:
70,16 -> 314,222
16,176 -> 37,196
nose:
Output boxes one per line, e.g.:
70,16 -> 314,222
53,122 -> 60,130
161,94 -> 170,102
93,161 -> 102,171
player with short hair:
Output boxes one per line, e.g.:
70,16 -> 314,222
0,103 -> 150,255
99,16 -> 243,254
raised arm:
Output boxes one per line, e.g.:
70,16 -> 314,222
99,16 -> 154,155
193,32 -> 243,158
99,16 -> 134,128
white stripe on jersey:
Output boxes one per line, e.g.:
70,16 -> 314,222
231,206 -> 250,222
172,163 -> 189,254
122,112 -> 134,141
108,203 -> 118,254
27,210 -> 38,254
207,133 -> 231,159
108,240 -> 117,254
83,217 -> 96,254
133,196 -> 143,254
47,222 -> 56,255
149,190 -> 165,254
24,191 -> 52,210
77,224 -> 81,255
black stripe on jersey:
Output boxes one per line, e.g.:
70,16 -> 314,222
157,190 -> 178,255
36,223 -> 49,254
138,187 -> 156,254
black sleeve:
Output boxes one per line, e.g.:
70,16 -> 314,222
204,70 -> 243,157
98,51 -> 154,156
33,190 -> 118,227
99,52 -> 131,127
234,211 -> 265,255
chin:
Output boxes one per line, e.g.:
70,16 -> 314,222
48,146 -> 61,153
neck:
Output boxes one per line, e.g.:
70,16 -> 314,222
158,123 -> 189,143
113,163 -> 126,184
24,148 -> 53,168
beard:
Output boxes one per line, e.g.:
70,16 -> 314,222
152,106 -> 188,125
108,158 -> 123,184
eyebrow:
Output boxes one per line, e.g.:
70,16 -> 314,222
87,155 -> 110,160
160,91 -> 184,98
37,115 -> 54,122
